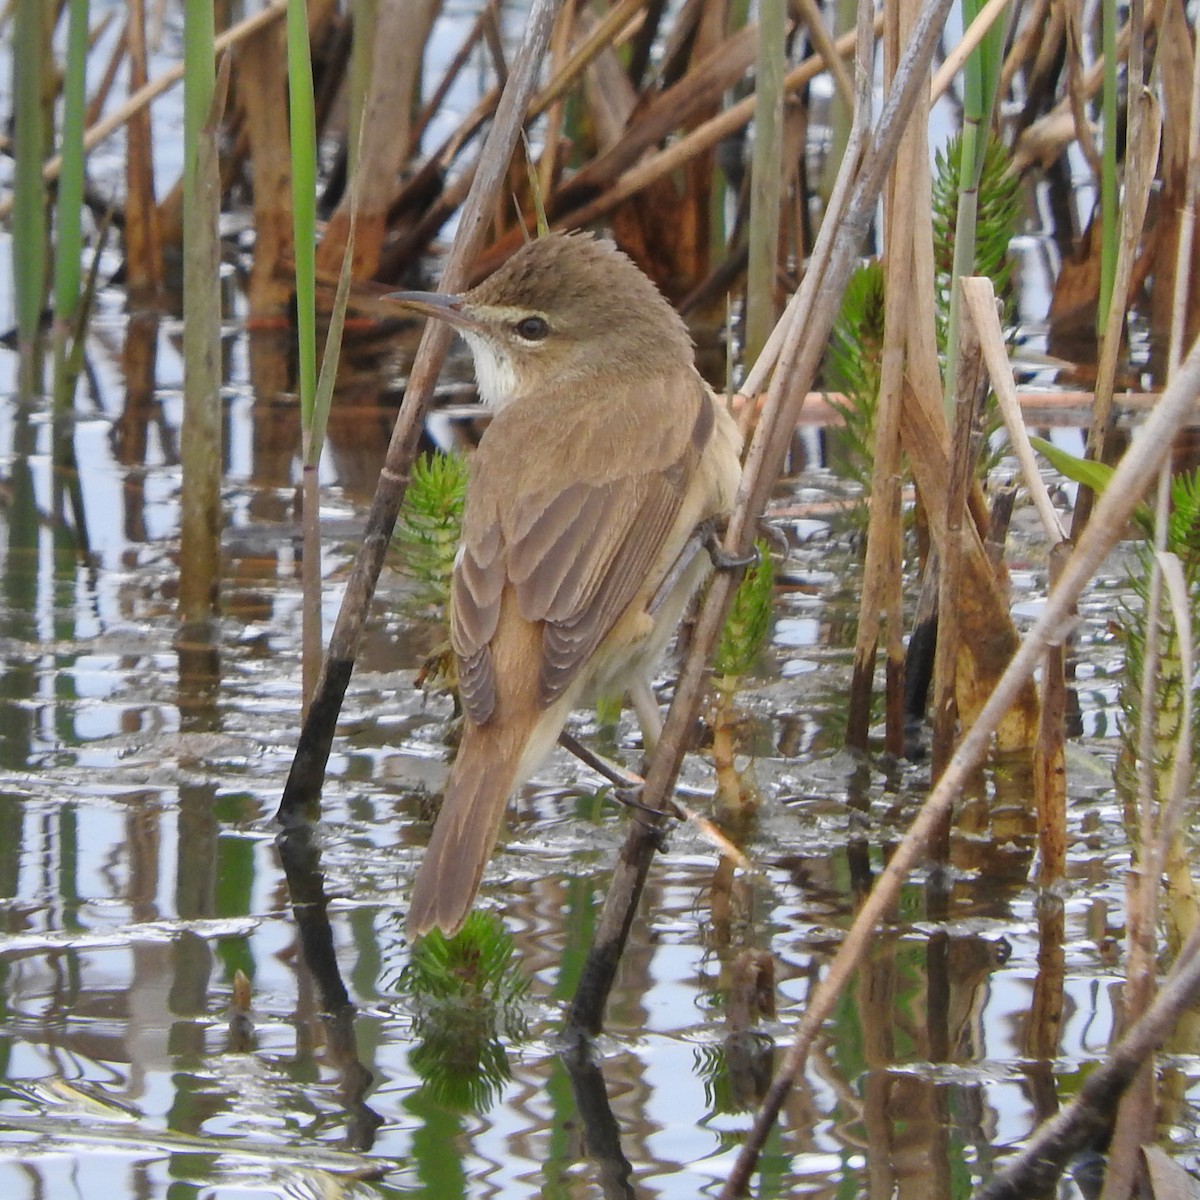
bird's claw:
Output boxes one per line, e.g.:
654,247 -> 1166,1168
704,526 -> 759,570
608,784 -> 679,848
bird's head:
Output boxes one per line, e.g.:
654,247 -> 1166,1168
388,232 -> 694,408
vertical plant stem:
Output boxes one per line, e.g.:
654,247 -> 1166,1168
123,0 -> 162,302
1070,87 -> 1160,537
177,7 -> 223,622
745,0 -> 785,366
288,0 -> 318,433
52,0 -> 90,412
1099,0 -> 1118,322
12,0 -> 48,395
287,0 -> 321,709
1034,542 -> 1069,882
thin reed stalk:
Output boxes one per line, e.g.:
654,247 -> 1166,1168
939,0 -> 1004,418
52,0 -> 90,412
177,9 -> 223,621
1099,0 -> 1118,321
11,0 -> 49,394
745,0 -> 785,366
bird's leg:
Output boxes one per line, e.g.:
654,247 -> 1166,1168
628,676 -> 664,751
648,522 -> 759,620
647,530 -> 706,616
556,729 -> 680,824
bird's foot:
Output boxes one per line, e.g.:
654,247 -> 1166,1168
699,516 -> 759,570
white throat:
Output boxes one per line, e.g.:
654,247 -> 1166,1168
462,331 -> 518,409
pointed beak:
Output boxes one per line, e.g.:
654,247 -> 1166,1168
384,289 -> 485,334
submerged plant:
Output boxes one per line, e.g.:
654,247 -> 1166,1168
399,912 -> 529,1111
825,261 -> 886,518
395,450 -> 469,617
710,541 -> 774,815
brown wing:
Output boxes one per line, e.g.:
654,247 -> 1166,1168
450,374 -> 717,720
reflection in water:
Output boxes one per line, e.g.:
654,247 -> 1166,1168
0,291 -> 1190,1197
276,819 -> 381,1151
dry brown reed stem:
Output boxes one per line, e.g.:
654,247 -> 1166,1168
961,281 -> 1069,880
567,0 -> 945,1045
1064,6 -> 1103,182
1014,1 -> 1157,169
382,0 -> 648,271
790,0 -> 854,108
1034,542 -> 1070,882
123,0 -> 161,300
977,926 -> 1200,1200
846,0 -> 928,754
1168,5 -> 1200,375
317,0 -> 438,276
963,280 -> 1064,542
1070,89 -> 1161,536
0,0 -> 288,222
538,0 -> 649,109
275,0 -> 563,824
556,13 -> 883,234
84,13 -> 124,130
535,4 -> 575,202
722,339 -> 1200,1199
408,4 -> 490,157
932,303 -> 986,777
929,0 -> 1013,101
998,0 -> 1051,96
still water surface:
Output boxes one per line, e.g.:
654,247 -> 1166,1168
0,291 -> 1187,1198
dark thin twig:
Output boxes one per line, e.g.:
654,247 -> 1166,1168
275,0 -> 564,824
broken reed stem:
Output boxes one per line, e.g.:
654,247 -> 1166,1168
845,22 -> 917,752
567,0 -> 953,1041
275,0 -> 563,823
963,277 -> 1065,541
719,336 -> 1200,1199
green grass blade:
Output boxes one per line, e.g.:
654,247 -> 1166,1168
52,0 -> 89,368
12,0 -> 48,389
287,0 -> 318,433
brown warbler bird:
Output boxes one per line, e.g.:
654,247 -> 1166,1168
391,232 -> 742,938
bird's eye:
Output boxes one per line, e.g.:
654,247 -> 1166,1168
513,315 -> 550,342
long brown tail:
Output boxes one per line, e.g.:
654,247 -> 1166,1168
407,720 -> 530,938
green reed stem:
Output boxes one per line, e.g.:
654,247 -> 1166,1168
178,4 -> 223,621
51,0 -> 89,410
941,0 -> 1003,418
287,0 -> 318,435
12,0 -> 49,394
